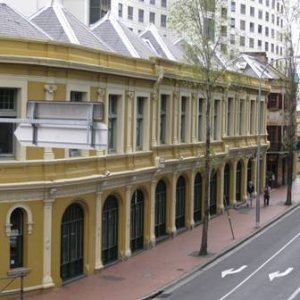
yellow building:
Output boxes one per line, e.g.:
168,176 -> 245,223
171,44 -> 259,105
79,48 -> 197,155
0,3 -> 270,297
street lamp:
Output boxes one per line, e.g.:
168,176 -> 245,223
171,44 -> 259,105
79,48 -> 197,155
256,55 -> 300,228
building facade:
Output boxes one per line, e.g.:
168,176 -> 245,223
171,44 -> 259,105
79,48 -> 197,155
218,0 -> 285,62
0,2 -> 270,297
0,38 -> 269,295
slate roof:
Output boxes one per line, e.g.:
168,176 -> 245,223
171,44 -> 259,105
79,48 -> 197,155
91,12 -> 155,59
0,3 -> 50,41
236,54 -> 282,79
140,24 -> 185,62
30,0 -> 111,52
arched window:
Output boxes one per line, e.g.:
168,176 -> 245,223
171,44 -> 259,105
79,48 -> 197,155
131,190 -> 144,252
102,196 -> 118,265
10,208 -> 24,269
236,161 -> 242,202
60,203 -> 84,281
194,173 -> 202,223
155,180 -> 167,238
176,176 -> 186,229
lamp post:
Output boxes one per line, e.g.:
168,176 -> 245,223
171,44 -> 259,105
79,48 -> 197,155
256,55 -> 300,228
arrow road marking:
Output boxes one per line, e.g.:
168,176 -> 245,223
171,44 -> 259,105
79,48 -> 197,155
222,265 -> 247,278
219,232 -> 300,300
269,267 -> 294,282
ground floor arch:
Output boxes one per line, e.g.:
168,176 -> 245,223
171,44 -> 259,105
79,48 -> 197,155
102,196 -> 118,265
60,203 -> 84,282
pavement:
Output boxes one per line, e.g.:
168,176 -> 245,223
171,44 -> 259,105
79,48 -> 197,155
27,177 -> 300,300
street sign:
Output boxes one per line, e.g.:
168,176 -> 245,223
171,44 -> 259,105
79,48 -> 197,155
13,101 -> 108,150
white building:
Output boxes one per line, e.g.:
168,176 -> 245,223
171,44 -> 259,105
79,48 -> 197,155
1,0 -> 169,35
220,0 -> 285,62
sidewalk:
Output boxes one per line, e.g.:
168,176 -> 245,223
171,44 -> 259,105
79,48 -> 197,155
28,177 -> 300,300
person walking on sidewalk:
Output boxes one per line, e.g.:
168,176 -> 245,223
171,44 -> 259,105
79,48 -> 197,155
247,181 -> 254,207
264,184 -> 271,206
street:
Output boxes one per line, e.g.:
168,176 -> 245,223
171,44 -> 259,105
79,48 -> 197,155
157,205 -> 300,300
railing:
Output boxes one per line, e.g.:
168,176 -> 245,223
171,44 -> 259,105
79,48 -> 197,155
0,268 -> 30,300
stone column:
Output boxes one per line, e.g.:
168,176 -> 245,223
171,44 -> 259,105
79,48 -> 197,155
168,173 -> 177,236
191,93 -> 197,143
126,91 -> 134,153
124,186 -> 132,258
151,91 -> 158,147
42,189 -> 56,288
188,169 -> 195,228
230,160 -> 237,204
43,84 -> 57,160
95,192 -> 103,271
218,164 -> 225,212
96,88 -> 106,156
146,179 -> 157,248
173,88 -> 179,144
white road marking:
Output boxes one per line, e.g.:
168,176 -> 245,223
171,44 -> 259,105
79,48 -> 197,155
268,267 -> 293,282
219,232 -> 300,300
221,265 -> 248,278
287,286 -> 300,300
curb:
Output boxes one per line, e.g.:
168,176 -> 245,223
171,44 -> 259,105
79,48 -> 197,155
141,202 -> 300,300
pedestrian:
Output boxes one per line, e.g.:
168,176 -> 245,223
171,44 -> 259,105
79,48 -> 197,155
247,181 -> 254,207
263,184 -> 270,206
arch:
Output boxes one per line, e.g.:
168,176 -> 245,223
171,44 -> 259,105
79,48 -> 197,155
5,204 -> 33,236
236,160 -> 242,202
102,195 -> 119,265
9,208 -> 24,269
130,189 -> 144,252
155,180 -> 167,238
210,170 -> 217,215
60,203 -> 84,281
194,173 -> 202,223
176,175 -> 186,229
224,164 -> 230,206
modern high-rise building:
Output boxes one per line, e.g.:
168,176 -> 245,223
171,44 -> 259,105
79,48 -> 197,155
219,0 -> 285,62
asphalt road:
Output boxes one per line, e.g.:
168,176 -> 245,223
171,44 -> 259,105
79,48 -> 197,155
156,206 -> 300,300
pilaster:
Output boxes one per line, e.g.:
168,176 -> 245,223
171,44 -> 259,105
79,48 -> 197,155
95,192 -> 103,271
42,189 -> 56,289
124,186 -> 132,258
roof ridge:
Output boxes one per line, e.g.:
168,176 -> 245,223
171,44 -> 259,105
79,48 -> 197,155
53,6 -> 79,44
147,24 -> 175,60
110,16 -> 140,58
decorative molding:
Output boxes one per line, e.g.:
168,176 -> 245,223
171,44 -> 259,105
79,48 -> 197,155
126,91 -> 134,101
5,203 -> 34,237
44,84 -> 57,94
97,88 -> 106,102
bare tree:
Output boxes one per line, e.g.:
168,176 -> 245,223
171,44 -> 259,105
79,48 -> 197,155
280,0 -> 300,205
169,0 -> 233,255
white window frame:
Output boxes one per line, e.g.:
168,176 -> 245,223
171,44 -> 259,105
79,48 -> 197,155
134,95 -> 150,152
159,94 -> 171,145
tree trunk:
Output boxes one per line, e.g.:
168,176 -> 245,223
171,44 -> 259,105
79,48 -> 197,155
200,85 -> 211,256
